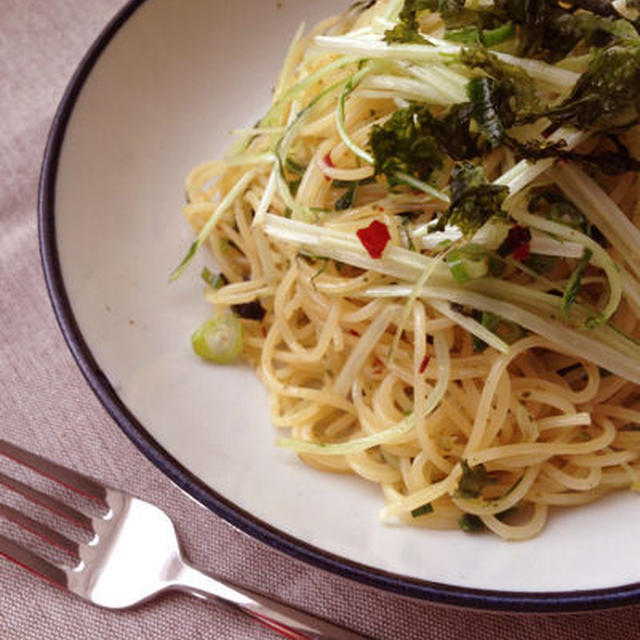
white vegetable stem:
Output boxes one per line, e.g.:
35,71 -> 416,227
313,34 -> 579,89
552,162 -> 640,280
363,284 -> 640,384
495,130 -> 589,197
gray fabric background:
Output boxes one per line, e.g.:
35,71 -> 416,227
2,1 -> 640,637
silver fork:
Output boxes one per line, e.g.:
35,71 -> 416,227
0,440 -> 369,640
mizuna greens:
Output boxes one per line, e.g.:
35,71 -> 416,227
176,0 -> 640,540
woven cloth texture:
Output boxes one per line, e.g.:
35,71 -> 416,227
2,1 -> 640,638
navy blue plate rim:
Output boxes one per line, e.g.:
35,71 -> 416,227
37,0 -> 640,614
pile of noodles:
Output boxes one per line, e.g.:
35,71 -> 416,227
179,0 -> 640,540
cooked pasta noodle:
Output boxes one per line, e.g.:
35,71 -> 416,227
176,0 -> 640,540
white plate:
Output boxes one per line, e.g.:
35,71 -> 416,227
39,0 -> 640,611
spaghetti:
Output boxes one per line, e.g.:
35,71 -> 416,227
176,0 -> 640,540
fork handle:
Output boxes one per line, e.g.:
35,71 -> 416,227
172,562 -> 369,639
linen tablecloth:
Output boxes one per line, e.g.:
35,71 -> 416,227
2,1 -> 640,637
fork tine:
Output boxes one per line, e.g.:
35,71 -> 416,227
0,470 -> 93,530
0,440 -> 107,502
0,532 -> 69,589
0,502 -> 79,557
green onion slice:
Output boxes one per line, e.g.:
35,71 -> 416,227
191,313 -> 243,364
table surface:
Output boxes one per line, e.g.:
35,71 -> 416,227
2,1 -> 640,638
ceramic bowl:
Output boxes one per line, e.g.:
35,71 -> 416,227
39,0 -> 640,611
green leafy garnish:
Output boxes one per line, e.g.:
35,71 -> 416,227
384,0 -> 433,44
461,45 -> 538,125
439,163 -> 508,237
445,22 -> 516,46
369,104 -> 445,184
539,45 -> 640,130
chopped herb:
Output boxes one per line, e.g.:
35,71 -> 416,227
411,502 -> 434,518
384,16 -> 428,44
400,215 -> 416,251
538,44 -> 640,130
461,45 -> 537,121
524,253 -> 559,275
528,191 -> 586,229
467,77 -> 505,149
285,157 -> 307,175
369,104 -> 444,185
384,0 -> 447,44
446,244 -> 491,285
471,311 -> 501,353
459,513 -> 485,532
455,459 -> 500,499
335,183 -> 358,210
509,134 -> 640,176
201,267 -> 228,289
558,363 -> 582,376
288,178 -> 302,197
332,176 -> 376,188
310,259 -> 329,291
368,99 -> 492,187
439,163 -> 509,237
561,248 -> 593,319
481,21 -> 517,46
472,312 -> 526,351
433,102 -> 485,160
445,22 -> 515,47
450,302 -> 471,315
232,300 -> 267,321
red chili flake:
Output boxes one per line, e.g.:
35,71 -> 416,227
372,356 -> 385,375
419,355 -> 431,374
356,220 -> 391,259
322,153 -> 334,181
498,225 -> 531,262
349,329 -> 360,337
512,242 -> 531,262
